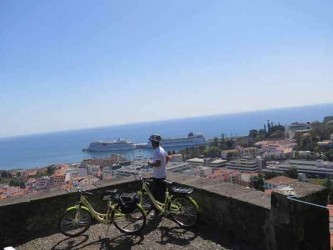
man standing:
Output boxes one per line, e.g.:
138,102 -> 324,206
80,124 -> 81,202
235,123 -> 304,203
148,134 -> 170,217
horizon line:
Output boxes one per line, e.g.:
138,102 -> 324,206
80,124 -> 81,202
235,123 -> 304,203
1,102 -> 333,140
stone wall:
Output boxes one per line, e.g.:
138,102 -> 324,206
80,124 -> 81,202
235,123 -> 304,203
168,173 -> 329,250
271,182 -> 329,250
0,173 -> 329,250
0,177 -> 136,249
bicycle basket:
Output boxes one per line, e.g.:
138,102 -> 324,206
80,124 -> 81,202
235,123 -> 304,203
115,193 -> 139,214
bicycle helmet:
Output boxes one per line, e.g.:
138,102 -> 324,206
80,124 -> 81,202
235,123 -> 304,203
149,134 -> 161,142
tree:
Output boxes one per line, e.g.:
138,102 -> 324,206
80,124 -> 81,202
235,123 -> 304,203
206,146 -> 220,157
299,135 -> 314,151
285,166 -> 298,179
267,120 -> 271,135
250,174 -> 264,191
1,171 -> 12,178
226,139 -> 234,149
310,122 -> 332,140
9,178 -> 26,188
212,137 -> 219,147
47,165 -> 56,175
268,130 -> 285,139
323,178 -> 333,204
248,129 -> 258,138
293,151 -> 300,159
325,149 -> 333,161
264,171 -> 279,180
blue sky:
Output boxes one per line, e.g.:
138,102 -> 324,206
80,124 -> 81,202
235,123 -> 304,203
0,0 -> 332,137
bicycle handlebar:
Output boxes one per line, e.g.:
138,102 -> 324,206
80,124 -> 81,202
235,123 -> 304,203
136,166 -> 144,171
134,165 -> 151,181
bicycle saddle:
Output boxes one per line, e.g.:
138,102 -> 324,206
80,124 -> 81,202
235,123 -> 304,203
171,186 -> 193,195
104,189 -> 117,194
163,179 -> 173,185
101,189 -> 117,201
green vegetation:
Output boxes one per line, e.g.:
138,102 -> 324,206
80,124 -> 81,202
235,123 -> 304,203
1,171 -> 12,178
248,120 -> 285,141
294,121 -> 333,153
9,178 -> 26,188
264,171 -> 279,180
0,165 -> 57,187
47,165 -> 56,175
249,174 -> 264,191
325,149 -> 333,161
312,178 -> 333,203
284,166 -> 298,179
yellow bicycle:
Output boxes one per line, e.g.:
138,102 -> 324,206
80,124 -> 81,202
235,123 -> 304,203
58,178 -> 146,237
135,166 -> 199,228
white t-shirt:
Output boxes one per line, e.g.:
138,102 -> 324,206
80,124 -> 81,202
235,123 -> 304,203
152,146 -> 168,178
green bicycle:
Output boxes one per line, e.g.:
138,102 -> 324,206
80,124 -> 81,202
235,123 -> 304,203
135,166 -> 199,228
58,178 -> 146,237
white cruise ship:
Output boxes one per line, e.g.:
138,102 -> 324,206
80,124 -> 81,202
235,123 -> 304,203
147,132 -> 208,149
83,138 -> 136,152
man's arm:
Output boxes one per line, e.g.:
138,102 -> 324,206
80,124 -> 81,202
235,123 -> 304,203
166,155 -> 170,164
149,154 -> 169,167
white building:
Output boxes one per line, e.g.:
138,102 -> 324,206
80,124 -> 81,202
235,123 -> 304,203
226,158 -> 259,173
65,168 -> 79,183
170,154 -> 183,163
102,166 -> 114,180
78,166 -> 88,177
264,176 -> 298,190
285,122 -> 311,139
35,177 -> 50,190
186,158 -> 204,166
86,164 -> 100,176
193,166 -> 213,177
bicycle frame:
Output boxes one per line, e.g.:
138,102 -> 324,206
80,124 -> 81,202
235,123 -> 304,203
139,176 -> 188,216
67,189 -> 124,225
141,180 -> 166,212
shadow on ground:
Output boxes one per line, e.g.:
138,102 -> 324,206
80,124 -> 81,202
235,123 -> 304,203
32,217 -> 255,250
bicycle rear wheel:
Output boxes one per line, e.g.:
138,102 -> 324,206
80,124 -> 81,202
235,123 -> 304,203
168,196 -> 198,228
59,208 -> 92,237
112,204 -> 146,235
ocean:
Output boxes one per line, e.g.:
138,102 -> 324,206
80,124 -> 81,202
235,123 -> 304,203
0,104 -> 332,170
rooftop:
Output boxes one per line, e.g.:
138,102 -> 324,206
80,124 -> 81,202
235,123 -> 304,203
264,176 -> 298,185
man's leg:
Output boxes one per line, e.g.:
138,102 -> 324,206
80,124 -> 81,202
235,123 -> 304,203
152,178 -> 166,216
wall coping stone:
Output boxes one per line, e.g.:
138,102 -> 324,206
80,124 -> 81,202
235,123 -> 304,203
273,181 -> 326,198
168,172 -> 271,209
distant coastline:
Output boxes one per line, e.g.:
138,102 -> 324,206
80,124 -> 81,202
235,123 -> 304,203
0,103 -> 332,170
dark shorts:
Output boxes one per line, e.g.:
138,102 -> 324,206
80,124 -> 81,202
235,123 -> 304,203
151,177 -> 166,208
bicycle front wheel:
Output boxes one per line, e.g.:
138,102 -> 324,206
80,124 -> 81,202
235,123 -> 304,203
168,196 -> 198,228
58,208 -> 92,237
112,204 -> 146,235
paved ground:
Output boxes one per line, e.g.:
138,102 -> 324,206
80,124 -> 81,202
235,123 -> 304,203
15,216 -> 255,250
